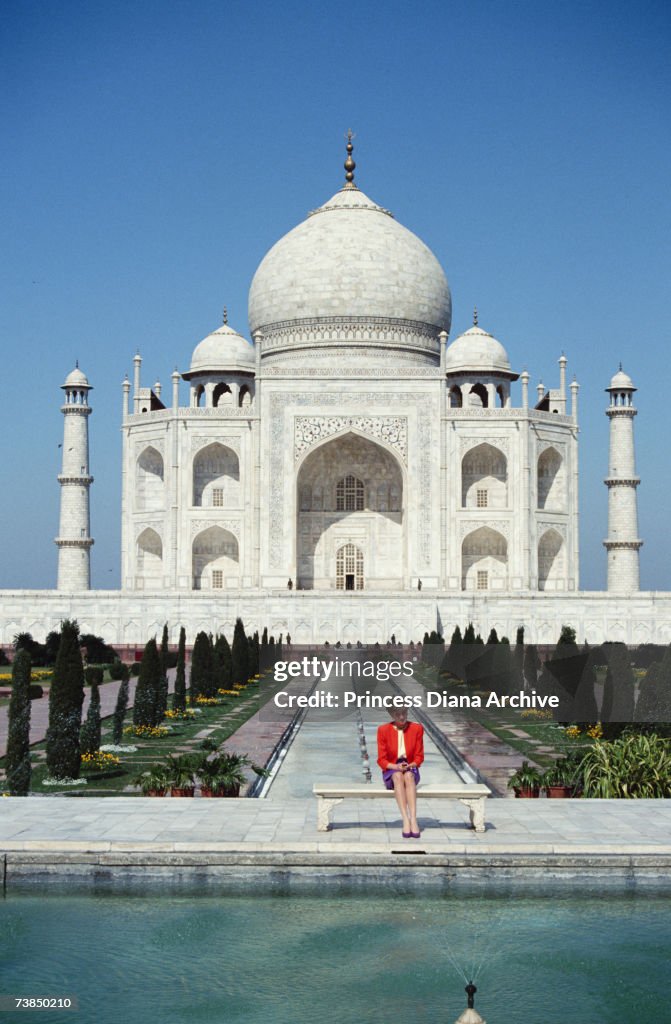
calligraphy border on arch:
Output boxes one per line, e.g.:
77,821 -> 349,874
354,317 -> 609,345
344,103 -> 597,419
294,415 -> 408,463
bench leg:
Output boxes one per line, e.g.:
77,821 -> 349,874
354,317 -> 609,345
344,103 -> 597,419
317,797 -> 344,832
460,798 -> 486,833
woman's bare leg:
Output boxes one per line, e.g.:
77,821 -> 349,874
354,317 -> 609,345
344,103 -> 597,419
392,772 -> 411,832
404,773 -> 419,833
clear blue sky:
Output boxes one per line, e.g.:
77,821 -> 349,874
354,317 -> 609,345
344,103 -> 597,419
2,0 -> 670,590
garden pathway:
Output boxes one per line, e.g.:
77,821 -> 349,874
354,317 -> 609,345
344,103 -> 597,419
0,669 -> 176,759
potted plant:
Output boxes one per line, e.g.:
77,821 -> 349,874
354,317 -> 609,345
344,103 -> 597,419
541,758 -> 575,798
198,751 -> 268,797
164,753 -> 197,797
507,760 -> 542,798
132,763 -> 170,797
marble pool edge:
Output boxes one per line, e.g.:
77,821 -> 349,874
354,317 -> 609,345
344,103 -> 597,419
4,846 -> 671,893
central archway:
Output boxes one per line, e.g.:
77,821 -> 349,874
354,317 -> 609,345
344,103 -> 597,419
296,432 -> 404,590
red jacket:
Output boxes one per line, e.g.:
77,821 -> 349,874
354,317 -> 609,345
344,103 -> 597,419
377,721 -> 424,770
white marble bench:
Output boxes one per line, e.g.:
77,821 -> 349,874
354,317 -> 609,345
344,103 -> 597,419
312,783 -> 491,833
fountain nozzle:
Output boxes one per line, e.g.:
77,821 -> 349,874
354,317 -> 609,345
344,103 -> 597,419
465,982 -> 477,1009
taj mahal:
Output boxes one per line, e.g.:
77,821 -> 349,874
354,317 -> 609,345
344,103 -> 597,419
1,139 -> 669,648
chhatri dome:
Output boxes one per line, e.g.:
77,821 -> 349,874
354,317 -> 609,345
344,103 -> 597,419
248,133 -> 451,367
62,363 -> 91,388
445,314 -> 513,376
607,366 -> 636,391
184,311 -> 255,378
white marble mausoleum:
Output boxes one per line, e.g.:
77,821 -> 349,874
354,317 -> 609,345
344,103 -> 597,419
2,139 -> 668,647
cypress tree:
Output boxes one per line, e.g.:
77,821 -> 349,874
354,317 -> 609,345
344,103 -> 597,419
212,634 -> 227,691
6,649 -> 32,795
492,636 -> 513,693
173,626 -> 187,711
221,634 -> 233,688
440,625 -> 464,681
247,634 -> 260,677
635,658 -> 671,724
232,617 -> 249,685
262,626 -> 268,647
80,680 -> 102,755
190,631 -> 213,700
112,666 -> 130,744
574,644 -> 599,724
133,638 -> 161,726
46,619 -> 85,780
157,623 -> 170,721
524,643 -> 540,688
542,626 -> 589,723
513,626 -> 525,688
600,643 -> 635,732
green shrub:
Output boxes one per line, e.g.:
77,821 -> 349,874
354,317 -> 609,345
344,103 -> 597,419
190,631 -> 214,700
6,649 -> 32,795
232,618 -> 249,685
28,684 -> 44,700
133,639 -> 162,727
45,620 -> 85,780
173,627 -> 187,712
112,676 -> 129,745
85,666 -> 104,686
579,733 -> 671,798
80,681 -> 101,755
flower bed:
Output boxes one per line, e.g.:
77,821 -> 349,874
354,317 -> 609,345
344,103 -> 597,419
124,725 -> 170,738
82,750 -> 122,771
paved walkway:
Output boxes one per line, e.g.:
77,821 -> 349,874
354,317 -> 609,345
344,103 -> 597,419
265,675 -> 462,801
1,795 -> 670,855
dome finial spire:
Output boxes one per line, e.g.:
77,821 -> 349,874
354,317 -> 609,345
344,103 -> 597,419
223,306 -> 228,326
344,129 -> 356,188
473,306 -> 478,327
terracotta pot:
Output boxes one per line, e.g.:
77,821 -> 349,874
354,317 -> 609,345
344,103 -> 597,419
201,784 -> 241,797
514,786 -> 540,798
170,787 -> 195,797
147,788 -> 166,797
546,785 -> 573,799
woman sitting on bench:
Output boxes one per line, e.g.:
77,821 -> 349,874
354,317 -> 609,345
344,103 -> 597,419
377,708 -> 424,838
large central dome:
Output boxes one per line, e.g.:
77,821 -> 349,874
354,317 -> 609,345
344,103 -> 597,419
248,178 -> 451,368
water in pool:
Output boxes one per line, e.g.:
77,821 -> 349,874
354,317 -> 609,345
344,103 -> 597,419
1,891 -> 669,1024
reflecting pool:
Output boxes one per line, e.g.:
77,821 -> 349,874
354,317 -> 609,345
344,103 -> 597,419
1,891 -> 669,1024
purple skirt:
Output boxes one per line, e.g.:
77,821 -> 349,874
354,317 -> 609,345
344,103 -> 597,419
382,757 -> 420,791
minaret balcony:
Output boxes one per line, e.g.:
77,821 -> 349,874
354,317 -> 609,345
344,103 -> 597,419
57,474 -> 94,485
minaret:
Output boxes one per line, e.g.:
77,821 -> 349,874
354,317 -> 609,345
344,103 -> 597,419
56,364 -> 94,590
604,366 -> 642,592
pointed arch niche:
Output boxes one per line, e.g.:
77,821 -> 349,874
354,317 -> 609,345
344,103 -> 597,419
462,443 -> 507,509
538,528 -> 565,591
193,443 -> 240,507
462,526 -> 508,591
137,528 -> 163,586
136,447 -> 164,511
296,431 -> 404,591
537,447 -> 565,510
192,526 -> 239,590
